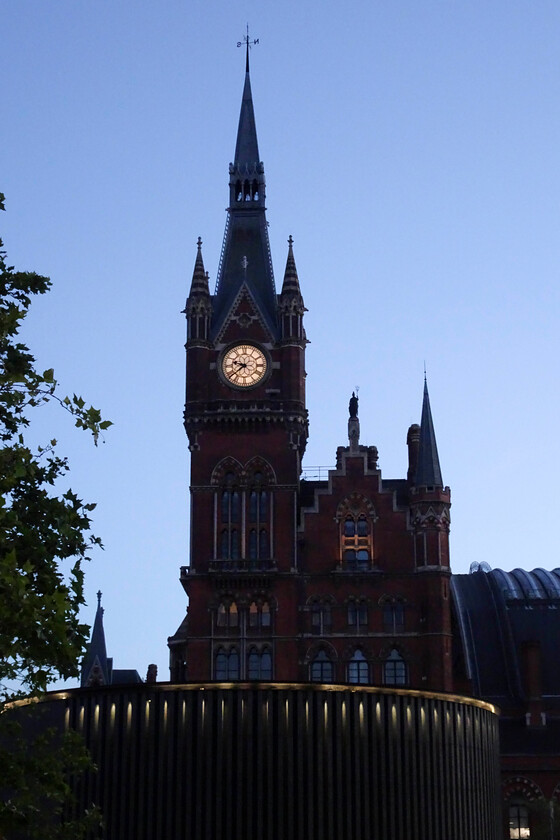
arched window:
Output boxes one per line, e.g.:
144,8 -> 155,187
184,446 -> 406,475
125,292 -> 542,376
382,599 -> 405,633
218,471 -> 241,562
348,650 -> 369,684
310,650 -> 334,683
212,457 -> 275,569
347,599 -> 368,628
509,803 -> 530,838
247,471 -> 270,563
338,498 -> 374,570
248,647 -> 272,680
249,601 -> 271,630
383,649 -> 407,686
310,600 -> 332,635
215,648 -> 239,680
216,601 -> 238,628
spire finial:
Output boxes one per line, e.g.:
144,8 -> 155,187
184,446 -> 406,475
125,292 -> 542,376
197,236 -> 202,251
97,590 -> 102,608
237,24 -> 259,73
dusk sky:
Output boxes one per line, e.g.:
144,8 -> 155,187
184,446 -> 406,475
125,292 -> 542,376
3,1 -> 560,683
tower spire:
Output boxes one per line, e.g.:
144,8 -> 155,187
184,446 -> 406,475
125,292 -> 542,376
415,376 -> 443,487
81,591 -> 110,687
212,53 -> 277,340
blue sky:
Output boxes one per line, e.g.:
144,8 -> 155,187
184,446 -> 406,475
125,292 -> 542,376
3,1 -> 560,682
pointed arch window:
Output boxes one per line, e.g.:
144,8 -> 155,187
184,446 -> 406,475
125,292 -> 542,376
347,650 -> 369,684
382,598 -> 405,633
216,601 -> 239,628
383,649 -> 407,686
247,471 -> 270,563
310,650 -> 334,683
215,648 -> 240,681
248,647 -> 272,680
310,599 -> 333,635
249,600 -> 271,630
337,498 -> 374,570
347,599 -> 368,629
218,470 -> 241,561
212,458 -> 275,569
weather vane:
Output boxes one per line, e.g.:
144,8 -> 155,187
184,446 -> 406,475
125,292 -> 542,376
237,25 -> 259,71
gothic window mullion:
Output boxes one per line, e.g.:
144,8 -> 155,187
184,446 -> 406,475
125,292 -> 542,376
213,491 -> 218,560
241,490 -> 246,560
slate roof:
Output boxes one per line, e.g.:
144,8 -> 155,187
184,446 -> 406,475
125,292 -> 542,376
452,567 -> 560,712
212,64 -> 278,339
415,378 -> 443,487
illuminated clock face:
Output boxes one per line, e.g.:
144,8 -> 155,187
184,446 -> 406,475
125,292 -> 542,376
222,343 -> 268,388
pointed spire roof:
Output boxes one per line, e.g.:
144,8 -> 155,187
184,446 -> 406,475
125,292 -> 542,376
234,66 -> 260,172
81,591 -> 111,687
188,237 -> 209,297
281,236 -> 302,297
415,377 -> 443,487
212,58 -> 277,339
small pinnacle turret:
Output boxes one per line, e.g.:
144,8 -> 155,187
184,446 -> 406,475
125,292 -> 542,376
279,236 -> 305,342
188,237 -> 210,298
415,377 -> 443,487
281,236 -> 302,297
185,237 -> 211,344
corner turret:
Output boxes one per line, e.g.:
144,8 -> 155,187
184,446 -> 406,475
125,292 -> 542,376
409,378 -> 451,570
415,377 -> 443,488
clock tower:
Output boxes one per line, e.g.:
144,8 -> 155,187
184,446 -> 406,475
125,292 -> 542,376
169,54 -> 308,681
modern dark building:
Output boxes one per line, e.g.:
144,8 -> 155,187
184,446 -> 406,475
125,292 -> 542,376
17,52 -> 559,840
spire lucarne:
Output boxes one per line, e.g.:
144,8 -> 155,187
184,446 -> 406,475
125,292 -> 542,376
211,55 -> 277,339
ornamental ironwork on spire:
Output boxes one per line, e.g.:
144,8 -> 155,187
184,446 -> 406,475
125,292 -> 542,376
212,55 -> 277,340
415,377 -> 443,487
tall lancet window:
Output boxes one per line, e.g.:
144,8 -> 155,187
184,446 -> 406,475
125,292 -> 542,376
212,458 -> 275,569
218,468 -> 241,563
247,468 -> 271,566
337,494 -> 376,571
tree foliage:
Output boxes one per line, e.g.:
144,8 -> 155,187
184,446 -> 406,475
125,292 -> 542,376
0,194 -> 109,836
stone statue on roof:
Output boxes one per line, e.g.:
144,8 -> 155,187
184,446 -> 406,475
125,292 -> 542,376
349,391 -> 359,419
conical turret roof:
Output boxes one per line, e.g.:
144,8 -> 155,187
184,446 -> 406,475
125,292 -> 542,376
415,378 -> 443,487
